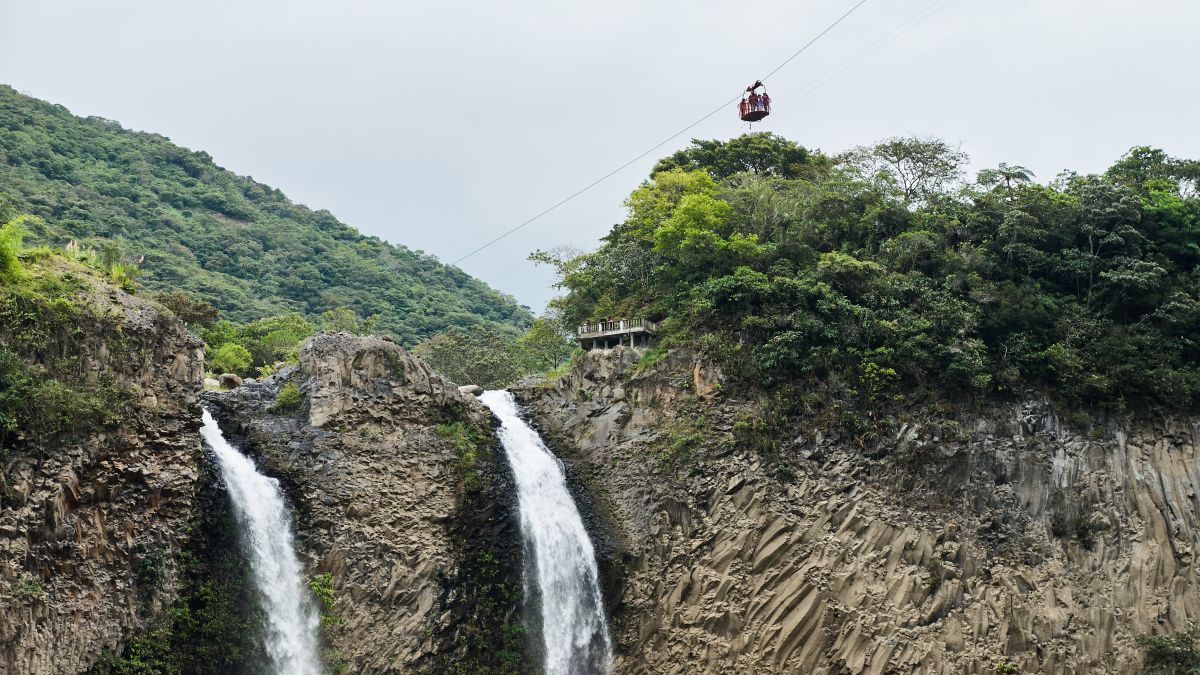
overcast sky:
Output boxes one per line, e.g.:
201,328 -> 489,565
3,0 -> 1198,312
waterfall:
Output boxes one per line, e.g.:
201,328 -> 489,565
480,390 -> 613,675
200,409 -> 323,675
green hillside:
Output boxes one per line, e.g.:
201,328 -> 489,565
0,85 -> 531,344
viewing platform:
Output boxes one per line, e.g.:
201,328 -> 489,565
577,318 -> 658,350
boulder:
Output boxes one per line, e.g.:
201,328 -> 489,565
218,373 -> 243,389
458,384 -> 484,396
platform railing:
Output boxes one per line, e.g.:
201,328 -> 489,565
577,318 -> 658,338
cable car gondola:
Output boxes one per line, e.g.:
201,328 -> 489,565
738,80 -> 770,122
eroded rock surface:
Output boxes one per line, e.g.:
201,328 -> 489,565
516,347 -> 1199,674
207,333 -> 526,674
0,271 -> 204,674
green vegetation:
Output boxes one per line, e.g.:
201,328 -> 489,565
537,133 -> 1200,411
0,225 -> 138,461
993,661 -> 1020,675
1138,625 -> 1200,674
659,416 -> 706,465
152,291 -> 220,328
270,381 -> 304,414
0,214 -> 26,281
436,420 -> 489,493
308,573 -> 340,628
414,316 -> 576,388
13,576 -> 45,600
0,85 -> 531,345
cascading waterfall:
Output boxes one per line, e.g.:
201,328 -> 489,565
480,390 -> 613,675
200,409 -> 323,675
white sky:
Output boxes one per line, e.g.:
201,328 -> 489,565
3,0 -> 1198,312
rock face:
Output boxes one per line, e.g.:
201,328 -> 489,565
206,333 -> 526,673
0,268 -> 204,673
515,347 -> 1200,674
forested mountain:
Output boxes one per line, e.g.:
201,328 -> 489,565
540,133 -> 1200,410
0,85 -> 531,344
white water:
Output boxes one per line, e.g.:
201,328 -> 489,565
480,390 -> 613,675
200,409 -> 323,675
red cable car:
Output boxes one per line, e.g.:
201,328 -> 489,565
739,80 -> 770,122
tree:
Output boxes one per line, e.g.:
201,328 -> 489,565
652,133 -> 829,180
1107,146 -> 1200,197
978,163 -> 1035,199
518,318 -> 575,371
153,291 -> 220,328
319,307 -> 380,335
413,327 -> 527,388
209,343 -> 252,375
844,137 -> 968,205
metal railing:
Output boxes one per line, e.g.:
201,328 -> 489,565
577,318 -> 658,338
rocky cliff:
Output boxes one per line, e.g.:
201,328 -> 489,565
0,259 -> 205,674
205,333 -> 527,674
515,347 -> 1199,674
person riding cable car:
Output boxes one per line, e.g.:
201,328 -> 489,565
739,80 -> 770,122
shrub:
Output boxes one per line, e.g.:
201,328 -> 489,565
1137,624 -> 1200,674
993,662 -> 1020,675
13,576 -> 45,600
436,421 -> 487,492
309,572 -> 341,627
0,217 -> 26,282
209,342 -> 252,375
270,382 -> 303,413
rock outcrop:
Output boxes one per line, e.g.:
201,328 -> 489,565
515,347 -> 1199,674
206,333 -> 526,673
0,262 -> 204,674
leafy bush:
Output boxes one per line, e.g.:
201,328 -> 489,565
436,421 -> 488,492
993,661 -> 1020,675
209,342 -> 252,375
0,216 -> 27,282
269,382 -> 304,413
308,572 -> 341,627
153,291 -> 220,328
13,576 -> 45,600
1138,625 -> 1200,674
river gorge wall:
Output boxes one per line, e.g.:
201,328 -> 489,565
205,333 -> 527,674
0,264 -> 204,674
0,265 -> 527,673
4,264 -> 1196,674
515,347 -> 1200,674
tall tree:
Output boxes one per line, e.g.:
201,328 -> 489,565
844,137 -> 968,205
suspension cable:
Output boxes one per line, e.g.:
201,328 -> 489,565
450,0 -> 871,266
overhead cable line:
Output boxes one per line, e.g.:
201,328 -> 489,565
777,0 -> 956,107
450,0 -> 870,266
486,205 -> 626,285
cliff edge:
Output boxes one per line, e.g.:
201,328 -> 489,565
516,347 -> 1199,674
0,258 -> 204,673
206,332 -> 527,673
